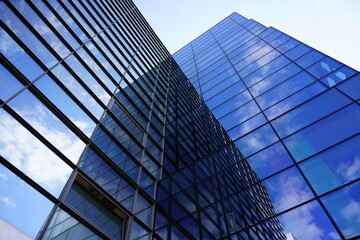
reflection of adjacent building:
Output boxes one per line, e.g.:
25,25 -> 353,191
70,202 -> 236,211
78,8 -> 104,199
38,62 -> 285,239
153,64 -> 285,239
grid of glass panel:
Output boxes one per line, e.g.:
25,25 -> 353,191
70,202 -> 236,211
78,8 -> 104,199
1,0 -> 171,239
174,12 -> 360,240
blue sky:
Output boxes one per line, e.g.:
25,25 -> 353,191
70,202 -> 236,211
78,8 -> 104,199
134,0 -> 360,71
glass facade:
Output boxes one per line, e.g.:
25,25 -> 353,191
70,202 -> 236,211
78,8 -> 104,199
0,1 -> 359,240
174,13 -> 360,240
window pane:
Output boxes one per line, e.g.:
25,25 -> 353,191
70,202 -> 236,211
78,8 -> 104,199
263,167 -> 313,213
272,89 -> 351,138
256,71 -> 316,110
284,104 -> 360,161
42,208 -> 102,240
211,90 -> 252,119
306,57 -> 342,79
0,27 -> 43,81
321,181 -> 360,239
295,49 -> 325,68
300,135 -> 360,195
0,163 -> 54,238
337,74 -> 360,100
0,64 -> 24,101
234,124 -> 278,157
0,109 -> 72,196
264,82 -> 327,120
218,100 -> 260,131
8,89 -> 86,163
66,182 -> 122,240
277,200 -> 341,240
246,142 -> 293,179
34,74 -> 96,137
227,113 -> 267,140
320,66 -> 357,87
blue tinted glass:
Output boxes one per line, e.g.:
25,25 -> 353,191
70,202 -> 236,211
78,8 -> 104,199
218,100 -> 260,130
239,51 -> 283,79
272,89 -> 351,138
201,68 -> 236,91
34,75 -> 96,137
277,201 -> 341,240
307,57 -> 342,79
249,63 -> 302,97
284,104 -> 360,161
246,142 -> 293,179
277,38 -> 300,53
263,29 -> 282,42
285,43 -> 311,60
199,66 -> 234,85
228,36 -> 263,60
320,65 -> 357,87
242,56 -> 291,87
321,181 -> 360,239
300,134 -> 360,195
211,90 -> 252,118
205,81 -> 246,110
264,82 -> 327,120
258,27 -> 275,39
234,124 -> 278,157
235,45 -> 274,72
256,71 -> 316,109
337,74 -> 360,100
263,167 -> 313,212
295,50 -> 325,68
198,58 -> 231,79
202,74 -> 240,100
228,113 -> 267,140
270,33 -> 291,48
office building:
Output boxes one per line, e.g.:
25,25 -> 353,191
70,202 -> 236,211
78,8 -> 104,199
0,1 -> 359,240
173,13 -> 360,240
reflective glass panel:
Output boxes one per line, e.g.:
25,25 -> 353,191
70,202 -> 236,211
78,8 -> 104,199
277,200 -> 341,240
0,163 -> 54,238
0,109 -> 72,196
263,167 -> 313,213
272,89 -> 351,138
300,135 -> 360,195
246,142 -> 293,179
284,104 -> 360,161
321,181 -> 360,239
337,74 -> 360,100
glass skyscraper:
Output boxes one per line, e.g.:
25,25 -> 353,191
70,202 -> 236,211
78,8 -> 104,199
0,1 -> 359,240
173,13 -> 360,240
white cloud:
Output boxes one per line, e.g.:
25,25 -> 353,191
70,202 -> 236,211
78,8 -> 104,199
0,107 -> 85,192
336,156 -> 360,182
0,29 -> 24,60
72,119 -> 90,131
266,170 -> 342,240
281,203 -> 324,240
341,200 -> 360,237
0,173 -> 7,180
270,173 -> 313,212
0,196 -> 16,208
